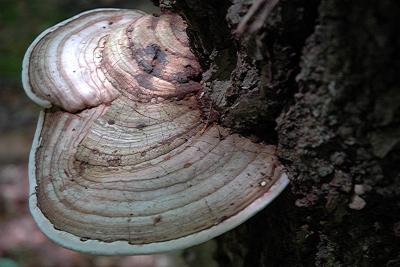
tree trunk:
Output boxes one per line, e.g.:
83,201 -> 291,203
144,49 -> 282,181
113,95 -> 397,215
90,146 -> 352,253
155,0 -> 400,266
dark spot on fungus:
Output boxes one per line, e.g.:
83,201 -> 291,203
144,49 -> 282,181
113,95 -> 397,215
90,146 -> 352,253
108,119 -> 115,125
134,73 -> 158,89
136,123 -> 147,129
145,43 -> 167,64
76,161 -> 88,176
153,215 -> 162,225
107,157 -> 121,167
172,73 -> 189,83
136,61 -> 154,74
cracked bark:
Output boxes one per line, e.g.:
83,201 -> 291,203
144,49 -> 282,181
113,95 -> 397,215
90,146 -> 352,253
155,0 -> 400,266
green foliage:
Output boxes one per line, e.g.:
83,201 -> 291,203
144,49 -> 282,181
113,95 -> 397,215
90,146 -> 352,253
0,258 -> 19,267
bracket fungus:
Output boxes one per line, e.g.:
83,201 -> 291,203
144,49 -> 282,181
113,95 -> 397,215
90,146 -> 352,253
22,8 -> 289,255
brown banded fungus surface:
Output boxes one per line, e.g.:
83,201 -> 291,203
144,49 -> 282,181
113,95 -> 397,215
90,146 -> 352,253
22,8 -> 289,255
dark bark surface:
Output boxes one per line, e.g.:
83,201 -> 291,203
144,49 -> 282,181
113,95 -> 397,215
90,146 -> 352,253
156,0 -> 400,266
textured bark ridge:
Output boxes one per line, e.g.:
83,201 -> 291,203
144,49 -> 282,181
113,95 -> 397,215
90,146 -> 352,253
157,0 -> 400,266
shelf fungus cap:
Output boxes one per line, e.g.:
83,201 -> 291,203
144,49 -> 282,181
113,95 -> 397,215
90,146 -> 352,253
22,8 -> 289,255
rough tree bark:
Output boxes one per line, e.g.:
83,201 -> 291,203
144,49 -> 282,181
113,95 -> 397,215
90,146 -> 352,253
154,0 -> 400,266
